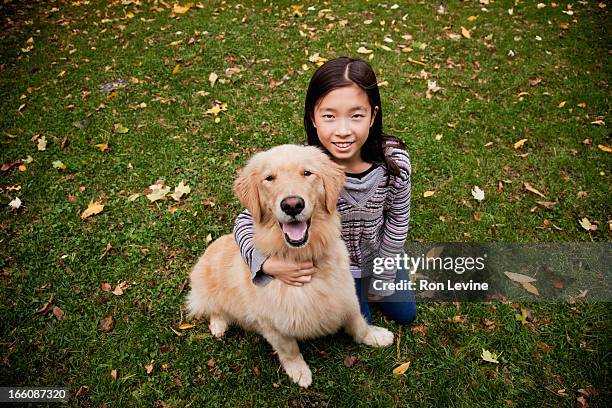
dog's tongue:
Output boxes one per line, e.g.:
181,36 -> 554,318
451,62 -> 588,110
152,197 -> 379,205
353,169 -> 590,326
282,221 -> 307,241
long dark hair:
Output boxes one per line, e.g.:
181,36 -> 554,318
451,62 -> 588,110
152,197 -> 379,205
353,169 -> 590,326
304,57 -> 405,177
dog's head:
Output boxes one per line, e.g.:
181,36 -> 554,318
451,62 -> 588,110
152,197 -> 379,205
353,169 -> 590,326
234,144 -> 345,248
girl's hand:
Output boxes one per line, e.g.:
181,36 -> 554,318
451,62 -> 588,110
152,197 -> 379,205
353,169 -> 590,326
261,255 -> 315,286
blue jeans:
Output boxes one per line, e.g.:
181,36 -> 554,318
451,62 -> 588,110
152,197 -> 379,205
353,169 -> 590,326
354,266 -> 416,325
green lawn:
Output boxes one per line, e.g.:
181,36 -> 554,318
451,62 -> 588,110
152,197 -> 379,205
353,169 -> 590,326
1,0 -> 610,406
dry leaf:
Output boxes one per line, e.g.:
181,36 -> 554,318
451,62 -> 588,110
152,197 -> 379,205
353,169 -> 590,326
578,218 -> 597,232
52,306 -> 65,321
146,183 -> 171,202
343,355 -> 357,367
144,363 -> 154,375
172,64 -> 181,75
536,201 -> 556,209
461,27 -> 471,39
423,191 -> 435,198
357,46 -> 373,54
524,182 -> 546,198
558,101 -> 566,108
96,143 -> 109,152
170,181 -> 191,201
513,138 -> 527,149
471,186 -> 485,201
209,72 -> 218,87
178,323 -> 195,330
392,362 -> 411,375
173,3 -> 192,14
81,201 -> 104,219
521,282 -> 540,296
36,294 -> 55,315
112,281 -> 129,296
98,315 -> 114,332
127,193 -> 141,202
504,271 -> 537,283
8,197 -> 22,209
598,144 -> 612,153
111,369 -> 117,380
481,349 -> 499,364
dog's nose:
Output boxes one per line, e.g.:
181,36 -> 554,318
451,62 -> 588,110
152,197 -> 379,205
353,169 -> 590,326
280,196 -> 305,217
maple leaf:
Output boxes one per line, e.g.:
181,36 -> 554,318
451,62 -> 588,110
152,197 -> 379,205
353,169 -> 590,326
170,181 -> 191,201
81,201 -> 104,219
471,186 -> 485,201
481,348 -> 499,364
578,218 -> 597,232
146,183 -> 170,202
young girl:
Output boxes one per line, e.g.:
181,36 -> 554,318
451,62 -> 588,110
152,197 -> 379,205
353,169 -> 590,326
233,57 -> 416,325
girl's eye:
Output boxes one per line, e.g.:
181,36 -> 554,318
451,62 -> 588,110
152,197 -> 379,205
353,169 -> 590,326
352,114 -> 365,119
303,170 -> 312,177
265,175 -> 275,182
322,114 -> 334,119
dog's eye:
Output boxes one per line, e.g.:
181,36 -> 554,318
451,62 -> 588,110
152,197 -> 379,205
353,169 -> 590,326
265,175 -> 275,182
303,170 -> 312,177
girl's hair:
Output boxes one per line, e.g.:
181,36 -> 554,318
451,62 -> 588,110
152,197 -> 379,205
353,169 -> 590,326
303,56 -> 406,177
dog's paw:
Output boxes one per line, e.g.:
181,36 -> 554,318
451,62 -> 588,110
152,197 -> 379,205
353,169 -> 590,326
209,318 -> 228,339
362,325 -> 394,347
283,358 -> 312,388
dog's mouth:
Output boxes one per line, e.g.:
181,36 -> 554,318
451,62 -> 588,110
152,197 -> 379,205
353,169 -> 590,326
279,219 -> 311,247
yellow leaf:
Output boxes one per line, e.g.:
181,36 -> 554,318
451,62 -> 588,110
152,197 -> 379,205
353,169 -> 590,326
521,282 -> 540,296
96,143 -> 109,152
481,349 -> 499,364
517,91 -> 529,97
558,101 -> 566,108
578,217 -> 594,231
392,362 -> 411,375
461,26 -> 471,39
468,15 -> 478,21
559,23 -> 570,30
81,201 -> 104,219
116,125 -> 129,134
524,182 -> 546,198
173,3 -> 193,14
207,105 -> 222,115
513,138 -> 527,149
407,57 -> 426,66
178,323 -> 195,330
423,191 -> 435,198
598,144 -> 612,153
577,102 -> 586,108
126,11 -> 134,19
172,64 -> 181,75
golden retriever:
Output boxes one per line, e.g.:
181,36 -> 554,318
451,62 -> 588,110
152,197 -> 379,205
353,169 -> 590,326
186,144 -> 394,388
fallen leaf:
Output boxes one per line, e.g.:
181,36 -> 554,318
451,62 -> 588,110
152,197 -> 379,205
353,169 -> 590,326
392,362 -> 411,375
357,46 -> 373,54
144,363 -> 154,375
481,348 -> 499,364
173,3 -> 192,14
558,101 -> 566,108
127,193 -> 141,202
35,295 -> 55,315
412,325 -> 427,335
524,182 -> 546,198
578,218 -> 597,232
116,125 -> 129,134
81,201 -> 104,219
513,138 -> 527,149
576,396 -> 589,408
468,15 -> 478,21
471,186 -> 485,201
461,27 -> 471,39
112,281 -> 129,296
172,64 -> 181,75
2,160 -> 21,171
98,315 -> 114,332
343,355 -> 357,367
449,315 -> 465,323
598,144 -> 612,153
521,282 -> 540,296
110,369 -> 117,380
536,201 -> 556,209
205,233 -> 213,243
37,136 -> 47,151
423,190 -> 435,198
178,323 -> 195,330
170,181 -> 191,201
96,143 -> 109,152
146,183 -> 171,202
209,72 -> 218,87
52,160 -> 66,170
504,271 -> 536,283
8,197 -> 22,209
52,306 -> 65,321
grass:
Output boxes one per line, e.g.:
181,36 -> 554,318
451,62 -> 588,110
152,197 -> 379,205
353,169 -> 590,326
1,0 -> 610,406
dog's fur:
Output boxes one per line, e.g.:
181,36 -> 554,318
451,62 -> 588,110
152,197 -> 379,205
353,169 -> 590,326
186,144 -> 393,388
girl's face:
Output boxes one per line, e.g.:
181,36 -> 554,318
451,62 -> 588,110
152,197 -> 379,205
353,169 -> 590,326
312,84 -> 378,171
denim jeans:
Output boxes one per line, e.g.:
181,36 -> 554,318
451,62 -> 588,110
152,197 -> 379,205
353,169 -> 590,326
353,266 -> 416,325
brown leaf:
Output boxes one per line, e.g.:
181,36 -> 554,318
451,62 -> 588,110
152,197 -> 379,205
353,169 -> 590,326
524,182 -> 547,198
392,362 -> 411,375
576,396 -> 589,408
35,294 -> 55,315
207,359 -> 216,368
145,363 -> 154,375
553,279 -> 564,289
343,355 -> 357,367
2,160 -> 21,171
98,315 -> 114,332
449,315 -> 465,323
110,369 -> 117,380
536,201 -> 556,209
112,281 -> 129,296
521,282 -> 540,296
101,282 -> 112,291
528,78 -> 542,87
81,201 -> 104,219
52,306 -> 65,321
412,325 -> 427,335
537,341 -> 551,352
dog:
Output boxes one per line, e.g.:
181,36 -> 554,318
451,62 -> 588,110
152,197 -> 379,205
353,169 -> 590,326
186,144 -> 394,388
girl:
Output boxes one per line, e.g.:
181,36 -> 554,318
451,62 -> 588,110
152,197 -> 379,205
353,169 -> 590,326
233,57 -> 416,325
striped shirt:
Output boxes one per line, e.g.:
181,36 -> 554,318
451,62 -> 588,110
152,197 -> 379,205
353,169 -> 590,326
232,146 -> 411,296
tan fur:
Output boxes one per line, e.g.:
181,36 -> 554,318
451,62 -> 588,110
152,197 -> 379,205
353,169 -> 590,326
186,145 -> 393,388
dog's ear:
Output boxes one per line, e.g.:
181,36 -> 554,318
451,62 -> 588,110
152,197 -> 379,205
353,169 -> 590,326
320,158 -> 345,214
233,163 -> 262,223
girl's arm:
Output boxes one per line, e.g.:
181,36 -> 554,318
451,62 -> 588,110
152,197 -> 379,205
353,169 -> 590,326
369,148 -> 411,296
233,209 -> 273,286
233,210 -> 316,286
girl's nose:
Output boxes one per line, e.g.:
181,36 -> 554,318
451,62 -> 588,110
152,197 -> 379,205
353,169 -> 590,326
335,119 -> 351,136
